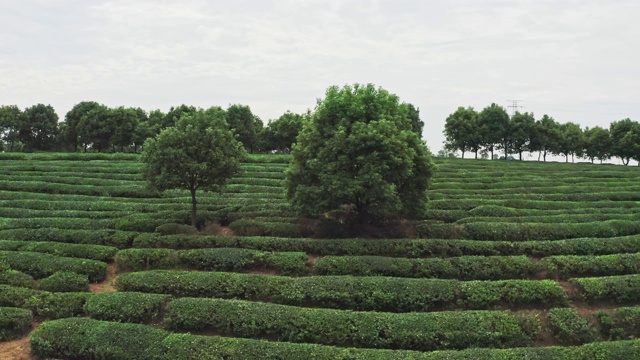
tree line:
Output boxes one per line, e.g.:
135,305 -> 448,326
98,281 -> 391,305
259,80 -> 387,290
0,102 -> 307,154
444,104 -> 640,165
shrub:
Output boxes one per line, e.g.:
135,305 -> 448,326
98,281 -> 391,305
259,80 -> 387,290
154,223 -> 198,235
116,271 -> 567,312
597,306 -> 640,340
0,284 -> 89,319
115,249 -> 176,272
30,317 -> 640,360
30,317 -> 167,360
164,297 -> 540,351
0,240 -> 117,261
314,255 -> 542,280
0,270 -> 35,288
0,250 -> 107,282
571,275 -> 640,304
38,271 -> 89,292
84,292 -> 171,324
0,307 -> 32,341
547,308 -> 596,345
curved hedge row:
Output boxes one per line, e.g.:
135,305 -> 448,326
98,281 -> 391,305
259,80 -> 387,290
115,248 -> 308,276
116,271 -> 568,311
597,306 -> 640,341
131,233 -> 640,258
314,255 -> 542,280
164,297 -> 540,351
0,250 -> 107,281
571,274 -> 640,304
29,317 -> 640,360
0,228 -> 139,248
418,221 -> 640,241
0,284 -> 89,318
543,253 -> 640,279
0,307 -> 32,341
84,292 -> 171,324
0,240 -> 117,261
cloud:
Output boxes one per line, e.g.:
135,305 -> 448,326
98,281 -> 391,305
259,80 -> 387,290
0,0 -> 638,149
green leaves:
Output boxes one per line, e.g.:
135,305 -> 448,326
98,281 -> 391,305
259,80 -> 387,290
141,109 -> 246,227
286,84 -> 435,220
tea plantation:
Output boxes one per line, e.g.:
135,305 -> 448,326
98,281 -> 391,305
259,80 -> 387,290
2,153 -> 640,359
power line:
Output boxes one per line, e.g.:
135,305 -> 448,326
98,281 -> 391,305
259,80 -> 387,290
506,100 -> 524,116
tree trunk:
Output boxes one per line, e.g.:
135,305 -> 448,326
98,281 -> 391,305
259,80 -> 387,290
538,151 -> 541,161
474,149 -> 478,159
490,148 -> 494,160
461,150 -> 465,159
190,187 -> 198,228
543,151 -> 547,162
519,151 -> 523,161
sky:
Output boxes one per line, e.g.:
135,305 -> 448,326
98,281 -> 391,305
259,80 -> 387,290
1,0 -> 639,155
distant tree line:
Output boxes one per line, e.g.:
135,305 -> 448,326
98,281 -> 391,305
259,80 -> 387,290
444,104 -> 640,165
0,102 -> 308,154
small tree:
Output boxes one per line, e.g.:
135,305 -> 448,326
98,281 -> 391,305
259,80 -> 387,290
142,109 -> 246,228
286,84 -> 436,226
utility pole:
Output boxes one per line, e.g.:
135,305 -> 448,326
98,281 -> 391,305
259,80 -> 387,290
506,100 -> 524,116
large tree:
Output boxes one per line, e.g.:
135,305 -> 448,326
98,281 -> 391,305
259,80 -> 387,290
162,105 -> 197,130
509,112 -> 536,160
533,115 -> 561,162
610,118 -> 639,165
443,106 -> 480,159
21,104 -> 58,151
76,104 -> 113,152
555,122 -> 583,163
142,109 -> 246,228
583,126 -> 612,164
0,105 -> 24,151
226,104 -> 261,153
477,103 -> 509,159
406,103 -> 424,136
62,101 -> 103,151
285,83 -> 436,224
264,111 -> 305,153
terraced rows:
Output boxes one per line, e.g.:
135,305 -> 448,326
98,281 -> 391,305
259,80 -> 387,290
2,153 -> 640,359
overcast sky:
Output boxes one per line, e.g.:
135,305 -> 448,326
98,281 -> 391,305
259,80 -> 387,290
1,0 -> 639,153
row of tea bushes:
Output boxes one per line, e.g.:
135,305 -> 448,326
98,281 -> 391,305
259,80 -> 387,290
116,271 -> 568,311
164,297 -> 540,351
0,240 -> 117,261
571,274 -> 640,304
426,198 -> 638,211
0,285 -> 89,319
418,221 -> 640,241
131,233 -> 640,258
29,317 -> 640,360
115,248 -> 308,276
0,228 -> 139,248
0,307 -> 32,341
0,250 -> 106,281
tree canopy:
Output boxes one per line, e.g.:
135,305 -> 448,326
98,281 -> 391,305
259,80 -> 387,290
142,109 -> 246,227
285,83 -> 436,224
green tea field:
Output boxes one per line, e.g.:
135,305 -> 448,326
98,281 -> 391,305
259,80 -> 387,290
2,153 -> 640,359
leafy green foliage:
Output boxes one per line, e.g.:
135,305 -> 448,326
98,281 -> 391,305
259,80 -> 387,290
29,317 -> 640,360
164,297 -> 540,351
286,84 -> 436,222
84,292 -> 171,323
38,271 -> 89,292
117,271 -> 567,311
0,307 -> 32,341
21,104 -> 58,151
444,106 -> 481,158
0,250 -> 106,282
547,308 -> 596,345
142,109 -> 246,227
